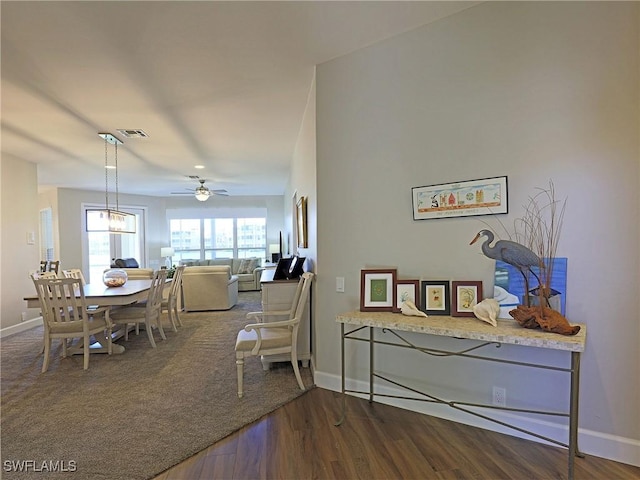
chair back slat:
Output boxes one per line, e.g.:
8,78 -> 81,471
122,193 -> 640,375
146,269 -> 169,319
169,265 -> 186,298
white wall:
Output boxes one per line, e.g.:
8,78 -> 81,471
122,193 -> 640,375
314,2 -> 639,465
0,157 -> 40,330
286,72 -> 318,360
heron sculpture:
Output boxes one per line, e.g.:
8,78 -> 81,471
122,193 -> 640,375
470,229 -> 543,307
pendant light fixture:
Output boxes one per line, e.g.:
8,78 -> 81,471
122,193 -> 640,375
86,133 -> 136,234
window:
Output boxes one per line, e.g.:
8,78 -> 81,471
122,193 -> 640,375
170,217 -> 266,261
39,208 -> 54,261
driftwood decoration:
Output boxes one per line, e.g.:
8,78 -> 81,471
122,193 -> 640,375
509,305 -> 580,336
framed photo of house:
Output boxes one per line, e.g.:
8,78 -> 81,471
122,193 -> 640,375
420,280 -> 450,316
412,176 -> 508,221
394,279 -> 420,313
451,281 -> 483,317
296,196 -> 308,248
360,269 -> 397,312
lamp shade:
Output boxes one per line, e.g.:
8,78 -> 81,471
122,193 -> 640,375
160,247 -> 174,258
268,244 -> 280,254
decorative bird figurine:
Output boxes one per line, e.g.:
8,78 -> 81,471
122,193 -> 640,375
470,229 -> 542,307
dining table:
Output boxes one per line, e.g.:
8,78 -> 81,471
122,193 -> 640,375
24,279 -> 170,355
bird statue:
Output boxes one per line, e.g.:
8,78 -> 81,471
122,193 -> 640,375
470,229 -> 542,307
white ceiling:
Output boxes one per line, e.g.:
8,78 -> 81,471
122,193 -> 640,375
1,1 -> 477,197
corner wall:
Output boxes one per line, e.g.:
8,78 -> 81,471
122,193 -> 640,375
0,157 -> 40,329
315,2 -> 639,465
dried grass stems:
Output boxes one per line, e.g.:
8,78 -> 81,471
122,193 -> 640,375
512,181 -> 567,304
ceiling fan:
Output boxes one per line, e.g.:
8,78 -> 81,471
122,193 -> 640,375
171,177 -> 228,202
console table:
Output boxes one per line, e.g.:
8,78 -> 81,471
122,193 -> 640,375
259,269 -> 311,369
336,310 -> 586,480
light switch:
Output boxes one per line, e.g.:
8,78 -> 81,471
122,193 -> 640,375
336,277 -> 345,293
26,232 -> 36,245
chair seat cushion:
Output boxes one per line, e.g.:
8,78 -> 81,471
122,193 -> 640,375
235,327 -> 291,352
110,306 -> 148,321
49,318 -> 109,334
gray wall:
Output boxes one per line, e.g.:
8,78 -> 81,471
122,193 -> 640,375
0,157 -> 40,329
313,2 -> 639,465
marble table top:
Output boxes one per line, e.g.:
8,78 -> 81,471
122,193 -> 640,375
336,310 -> 586,352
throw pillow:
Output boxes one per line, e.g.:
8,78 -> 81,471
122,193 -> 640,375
238,258 -> 258,274
237,259 -> 251,274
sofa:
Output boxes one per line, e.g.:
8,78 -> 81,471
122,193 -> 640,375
113,268 -> 154,280
181,265 -> 239,311
180,258 -> 264,291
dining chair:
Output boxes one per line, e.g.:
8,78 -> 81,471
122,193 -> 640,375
32,276 -> 112,373
110,268 -> 168,348
163,265 -> 185,331
234,272 -> 314,398
62,268 -> 87,286
31,271 -> 58,280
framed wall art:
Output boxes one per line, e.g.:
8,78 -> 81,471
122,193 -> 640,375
420,280 -> 450,316
412,176 -> 508,221
296,196 -> 308,248
360,269 -> 397,312
451,280 -> 483,317
394,279 -> 420,313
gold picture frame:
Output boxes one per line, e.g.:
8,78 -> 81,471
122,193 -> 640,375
296,196 -> 308,248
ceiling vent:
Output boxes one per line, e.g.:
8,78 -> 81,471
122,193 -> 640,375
117,129 -> 148,139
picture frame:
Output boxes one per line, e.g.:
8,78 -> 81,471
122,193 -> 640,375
296,196 -> 308,248
451,281 -> 483,317
394,279 -> 420,313
360,269 -> 397,312
412,176 -> 508,221
287,255 -> 306,279
420,280 -> 451,316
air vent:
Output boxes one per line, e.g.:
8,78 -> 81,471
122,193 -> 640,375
117,129 -> 148,138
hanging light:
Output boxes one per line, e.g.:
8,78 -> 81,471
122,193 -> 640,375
194,184 -> 211,201
86,133 -> 136,234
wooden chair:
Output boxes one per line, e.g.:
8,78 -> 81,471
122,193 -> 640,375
62,268 -> 87,286
110,269 -> 168,348
32,276 -> 112,372
31,271 -> 58,280
163,265 -> 186,331
235,272 -> 314,398
40,260 -> 60,274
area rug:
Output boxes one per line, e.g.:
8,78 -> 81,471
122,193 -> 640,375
1,291 -> 314,480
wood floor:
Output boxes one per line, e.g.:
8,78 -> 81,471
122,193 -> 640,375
153,387 -> 640,480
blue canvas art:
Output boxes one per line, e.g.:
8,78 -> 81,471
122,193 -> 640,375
493,258 -> 567,318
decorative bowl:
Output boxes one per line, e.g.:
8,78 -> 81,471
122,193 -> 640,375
103,269 -> 128,288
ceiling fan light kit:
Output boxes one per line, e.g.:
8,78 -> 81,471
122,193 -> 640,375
171,176 -> 228,201
195,185 -> 211,201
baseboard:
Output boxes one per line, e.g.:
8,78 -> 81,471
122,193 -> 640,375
314,370 -> 640,468
0,317 -> 42,338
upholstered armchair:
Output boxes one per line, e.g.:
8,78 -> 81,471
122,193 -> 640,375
181,265 -> 239,311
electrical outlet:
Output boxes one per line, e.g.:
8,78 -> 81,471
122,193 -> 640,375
492,386 -> 506,407
21,312 -> 27,322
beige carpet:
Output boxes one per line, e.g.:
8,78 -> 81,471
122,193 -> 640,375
1,291 -> 314,480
